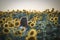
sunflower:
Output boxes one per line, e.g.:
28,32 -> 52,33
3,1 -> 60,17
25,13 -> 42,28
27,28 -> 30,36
8,21 -> 15,28
31,16 -> 38,21
48,13 -> 54,17
28,21 -> 32,25
3,23 -> 9,28
14,21 -> 20,28
6,17 -> 13,21
22,9 -> 27,13
49,17 -> 54,22
53,17 -> 58,22
0,18 -> 7,24
26,36 -> 37,40
2,18 -> 7,22
54,22 -> 58,26
29,21 -> 36,28
14,30 -> 22,36
11,20 -> 15,23
21,27 -> 26,32
28,20 -> 36,28
26,10 -> 31,15
14,18 -> 20,21
0,11 -> 3,16
2,28 -> 10,34
28,29 -> 37,37
0,19 -> 3,24
15,9 -> 19,13
11,10 -> 15,13
51,8 -> 54,12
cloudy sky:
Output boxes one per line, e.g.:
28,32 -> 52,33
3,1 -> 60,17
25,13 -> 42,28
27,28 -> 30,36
0,0 -> 60,11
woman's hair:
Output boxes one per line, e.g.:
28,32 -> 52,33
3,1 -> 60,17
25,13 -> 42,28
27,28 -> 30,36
20,17 -> 27,27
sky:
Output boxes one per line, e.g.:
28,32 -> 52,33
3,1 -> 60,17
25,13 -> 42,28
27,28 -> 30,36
0,0 -> 60,11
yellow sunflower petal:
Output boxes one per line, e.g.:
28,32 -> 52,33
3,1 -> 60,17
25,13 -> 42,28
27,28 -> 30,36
28,29 -> 37,37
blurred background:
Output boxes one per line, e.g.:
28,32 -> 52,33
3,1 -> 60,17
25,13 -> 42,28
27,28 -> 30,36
0,0 -> 60,11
